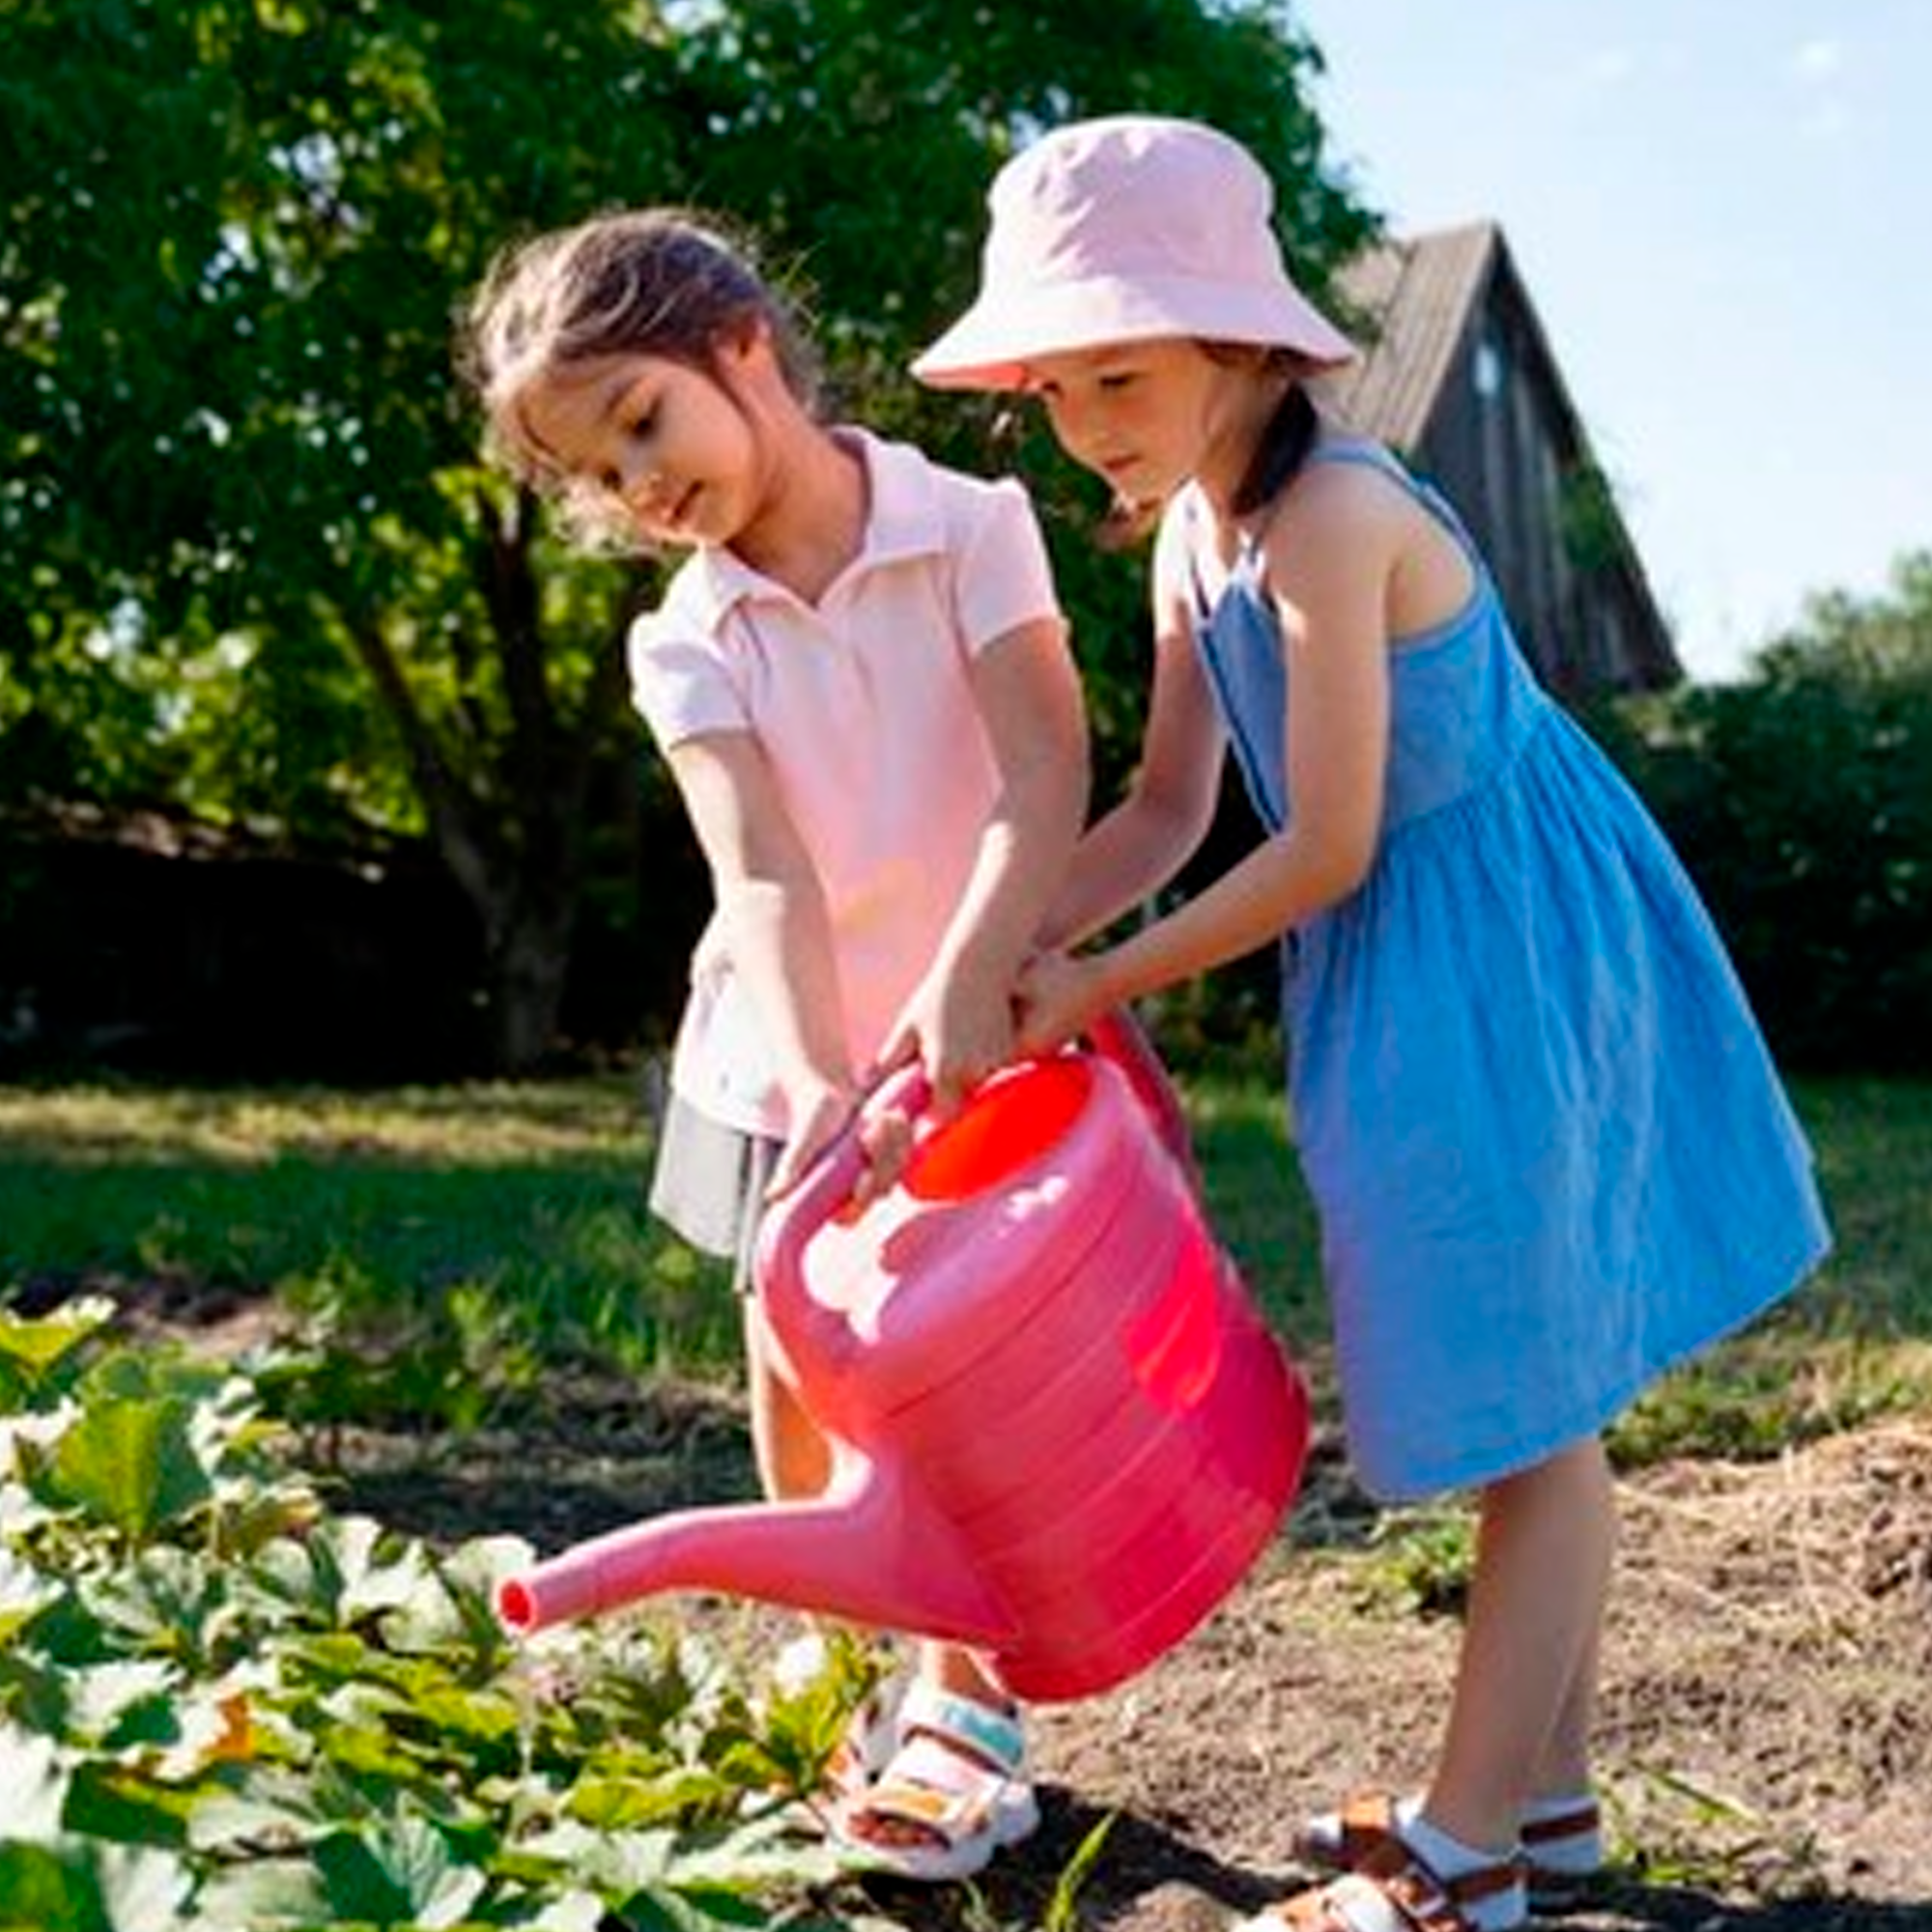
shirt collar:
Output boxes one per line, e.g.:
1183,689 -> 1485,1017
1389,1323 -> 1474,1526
677,428 -> 950,625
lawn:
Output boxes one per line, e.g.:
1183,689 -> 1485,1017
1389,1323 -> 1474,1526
2,1064 -> 1928,1462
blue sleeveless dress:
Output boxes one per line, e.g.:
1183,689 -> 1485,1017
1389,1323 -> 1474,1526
1187,442 -> 1832,1501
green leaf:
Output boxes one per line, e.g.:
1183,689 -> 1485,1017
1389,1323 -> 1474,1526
619,1884 -> 771,1931
0,1841 -> 104,1932
0,1543 -> 63,1643
0,1727 -> 70,1841
522,1892 -> 610,1932
306,1515 -> 439,1626
79,1545 -> 237,1665
43,1398 -> 213,1537
186,1768 -> 336,1857
0,1300 -> 114,1391
53,1659 -> 180,1747
561,1766 -> 739,1832
187,1853 -> 332,1927
314,1811 -> 488,1928
85,1841 -> 195,1932
61,1762 -> 194,1852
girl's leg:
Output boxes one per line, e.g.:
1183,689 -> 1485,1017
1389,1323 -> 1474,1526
1420,1435 -> 1616,1855
743,1296 -> 832,1500
1533,1569 -> 1604,1799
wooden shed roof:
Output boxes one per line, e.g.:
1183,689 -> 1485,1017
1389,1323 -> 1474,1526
1327,220 -> 1505,448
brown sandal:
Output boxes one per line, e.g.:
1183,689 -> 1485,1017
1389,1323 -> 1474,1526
1241,1836 -> 1524,1932
1297,1787 -> 1602,1902
1293,1789 -> 1413,1872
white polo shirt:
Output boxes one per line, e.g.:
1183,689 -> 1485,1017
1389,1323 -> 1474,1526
629,429 -> 1065,1136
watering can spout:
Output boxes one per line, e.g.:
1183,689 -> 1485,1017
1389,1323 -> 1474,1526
495,1454 -> 1012,1648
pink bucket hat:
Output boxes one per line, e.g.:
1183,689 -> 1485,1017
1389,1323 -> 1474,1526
913,115 -> 1355,392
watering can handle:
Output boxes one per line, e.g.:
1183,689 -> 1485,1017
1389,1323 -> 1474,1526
752,1057 -> 931,1324
1087,1007 -> 1199,1184
753,1009 -> 1195,1321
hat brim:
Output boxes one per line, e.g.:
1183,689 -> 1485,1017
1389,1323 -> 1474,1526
913,270 -> 1356,391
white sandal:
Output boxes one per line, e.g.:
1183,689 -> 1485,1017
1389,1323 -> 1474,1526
820,1665 -> 909,1801
830,1680 -> 1039,1882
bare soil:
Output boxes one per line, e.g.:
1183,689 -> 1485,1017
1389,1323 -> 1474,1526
142,1284 -> 1932,1932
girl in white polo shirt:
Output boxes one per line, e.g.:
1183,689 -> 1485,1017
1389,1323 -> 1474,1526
464,207 -> 1087,1882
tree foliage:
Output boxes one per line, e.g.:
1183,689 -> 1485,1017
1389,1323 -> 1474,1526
1,0 -> 1374,1067
1598,551 -> 1932,1071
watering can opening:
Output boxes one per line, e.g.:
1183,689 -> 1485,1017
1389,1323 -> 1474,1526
899,1054 -> 1093,1203
497,1576 -> 541,1634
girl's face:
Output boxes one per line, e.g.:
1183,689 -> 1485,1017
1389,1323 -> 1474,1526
1023,337 -> 1251,510
515,335 -> 766,549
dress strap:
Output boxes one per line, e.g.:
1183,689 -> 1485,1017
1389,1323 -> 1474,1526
1303,437 -> 1487,577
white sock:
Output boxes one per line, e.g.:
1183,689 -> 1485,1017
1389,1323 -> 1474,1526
1397,1812 -> 1524,1932
1521,1788 -> 1603,1872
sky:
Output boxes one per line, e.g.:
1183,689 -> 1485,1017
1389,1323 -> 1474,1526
1288,1 -> 1932,682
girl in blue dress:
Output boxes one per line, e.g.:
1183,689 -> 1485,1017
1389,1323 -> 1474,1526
916,116 -> 1832,1932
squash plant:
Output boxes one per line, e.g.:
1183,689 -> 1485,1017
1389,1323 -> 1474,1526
0,1300 -> 879,1930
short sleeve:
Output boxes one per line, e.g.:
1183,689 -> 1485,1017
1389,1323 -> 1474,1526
627,598 -> 746,750
949,476 -> 1064,657
1151,491 -> 1201,632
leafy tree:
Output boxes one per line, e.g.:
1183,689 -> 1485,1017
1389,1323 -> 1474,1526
1601,551 -> 1932,1070
1,0 -> 1373,1068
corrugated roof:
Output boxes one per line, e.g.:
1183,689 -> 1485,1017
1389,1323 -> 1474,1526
1327,221 -> 1501,450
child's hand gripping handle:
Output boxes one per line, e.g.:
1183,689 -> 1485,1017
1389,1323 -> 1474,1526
753,1015 -> 1195,1341
752,1061 -> 931,1338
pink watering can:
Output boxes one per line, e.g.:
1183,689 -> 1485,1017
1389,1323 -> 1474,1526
496,1012 -> 1309,1702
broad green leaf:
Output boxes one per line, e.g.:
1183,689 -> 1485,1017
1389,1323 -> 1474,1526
619,1884 -> 772,1932
652,1813 -> 847,1892
386,1675 -> 524,1753
186,1854 -> 332,1927
44,1398 -> 213,1537
186,1768 -> 339,1857
54,1659 -> 180,1747
0,1841 -> 104,1932
83,1841 -> 194,1932
60,1761 -> 194,1852
80,1350 -> 229,1413
379,1535 -> 528,1662
0,1727 -> 70,1840
313,1811 -> 488,1928
0,1544 -> 62,1643
561,1766 -> 739,1833
0,1300 -> 115,1388
522,1891 -> 610,1932
306,1515 -> 439,1626
79,1546 -> 237,1664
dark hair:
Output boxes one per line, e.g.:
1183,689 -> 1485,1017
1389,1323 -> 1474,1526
461,207 -> 821,491
1096,345 -> 1322,551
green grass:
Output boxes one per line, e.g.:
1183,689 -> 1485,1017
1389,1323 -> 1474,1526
2,1066 -> 1928,1463
0,1075 -> 740,1415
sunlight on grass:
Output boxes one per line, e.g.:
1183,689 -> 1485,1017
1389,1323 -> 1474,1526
0,1075 -> 647,1164
2,1065 -> 1928,1461
0,1072 -> 737,1409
